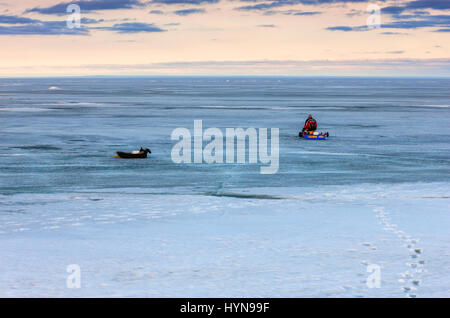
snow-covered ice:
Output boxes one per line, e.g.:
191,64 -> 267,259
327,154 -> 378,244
0,183 -> 448,297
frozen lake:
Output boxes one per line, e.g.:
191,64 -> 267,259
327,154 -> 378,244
0,77 -> 449,297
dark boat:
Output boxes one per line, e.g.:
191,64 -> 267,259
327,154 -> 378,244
116,148 -> 151,159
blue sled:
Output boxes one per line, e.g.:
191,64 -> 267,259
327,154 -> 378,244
300,132 -> 329,140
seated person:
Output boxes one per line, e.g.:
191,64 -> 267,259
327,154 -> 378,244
302,114 -> 318,134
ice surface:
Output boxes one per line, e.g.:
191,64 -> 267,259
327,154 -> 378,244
0,183 -> 448,297
0,77 -> 449,297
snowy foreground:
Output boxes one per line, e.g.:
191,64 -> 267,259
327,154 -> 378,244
0,183 -> 449,297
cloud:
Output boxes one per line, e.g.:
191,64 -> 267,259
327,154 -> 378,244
327,17 -> 450,31
0,14 -> 103,35
380,1 -> 450,31
173,8 -> 205,16
235,0 -> 449,27
292,11 -> 321,15
346,9 -> 364,17
382,14 -> 450,29
94,22 -> 166,33
401,0 -> 450,11
0,15 -> 40,24
380,0 -> 450,22
0,15 -> 165,35
9,58 -> 449,76
82,18 -> 105,24
382,4 -> 449,17
381,6 -> 406,15
236,0 -> 386,12
329,1 -> 450,32
263,9 -> 321,16
380,31 -> 410,35
236,2 -> 284,12
151,0 -> 218,4
257,24 -> 276,27
327,26 -> 356,31
26,0 -> 144,15
0,20 -> 89,35
85,59 -> 450,72
149,10 -> 165,14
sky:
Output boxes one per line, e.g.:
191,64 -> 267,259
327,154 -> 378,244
0,0 -> 449,76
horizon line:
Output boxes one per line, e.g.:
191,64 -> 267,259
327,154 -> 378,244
1,74 -> 450,79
